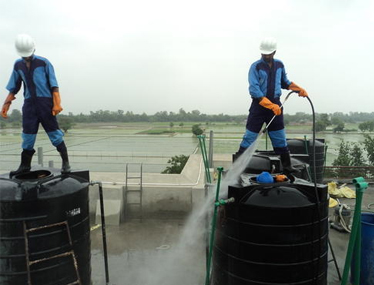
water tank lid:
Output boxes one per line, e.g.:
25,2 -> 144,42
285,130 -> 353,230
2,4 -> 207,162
0,169 -> 89,201
244,186 -> 314,208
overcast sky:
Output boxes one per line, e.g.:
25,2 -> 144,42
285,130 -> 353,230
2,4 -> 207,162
1,0 -> 373,115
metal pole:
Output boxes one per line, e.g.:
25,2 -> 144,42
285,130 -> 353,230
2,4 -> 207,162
98,182 -> 110,285
91,181 -> 110,284
265,129 -> 268,150
208,131 -> 214,169
328,237 -> 342,280
37,147 -> 43,167
204,183 -> 209,272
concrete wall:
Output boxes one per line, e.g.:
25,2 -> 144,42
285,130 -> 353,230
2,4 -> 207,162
90,154 -> 215,224
0,153 -> 230,225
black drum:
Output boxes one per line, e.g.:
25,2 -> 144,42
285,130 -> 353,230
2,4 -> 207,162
0,169 -> 91,285
287,138 -> 326,183
212,175 -> 329,285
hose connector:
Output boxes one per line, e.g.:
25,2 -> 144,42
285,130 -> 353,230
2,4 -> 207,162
215,197 -> 235,207
352,177 -> 368,193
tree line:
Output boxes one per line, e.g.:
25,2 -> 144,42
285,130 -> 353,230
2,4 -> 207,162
312,113 -> 374,132
65,109 -> 247,123
325,134 -> 374,179
2,108 -> 374,132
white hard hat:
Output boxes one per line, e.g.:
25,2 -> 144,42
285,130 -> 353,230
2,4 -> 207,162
259,37 -> 277,55
15,34 -> 35,57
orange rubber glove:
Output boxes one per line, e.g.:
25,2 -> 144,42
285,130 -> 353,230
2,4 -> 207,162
52,91 -> 63,116
1,93 -> 16,118
288,82 -> 308,97
275,174 -> 288,182
259,97 -> 281,116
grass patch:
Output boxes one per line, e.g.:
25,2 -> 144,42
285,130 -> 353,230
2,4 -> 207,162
137,129 -> 176,135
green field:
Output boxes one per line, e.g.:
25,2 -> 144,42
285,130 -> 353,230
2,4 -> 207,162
1,122 -> 372,173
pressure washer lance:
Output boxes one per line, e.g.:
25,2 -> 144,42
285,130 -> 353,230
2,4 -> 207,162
261,91 -> 296,134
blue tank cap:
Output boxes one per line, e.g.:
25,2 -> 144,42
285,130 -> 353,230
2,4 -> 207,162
256,171 -> 274,183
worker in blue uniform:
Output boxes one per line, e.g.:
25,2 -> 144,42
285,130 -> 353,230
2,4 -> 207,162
237,37 -> 308,174
1,34 -> 70,176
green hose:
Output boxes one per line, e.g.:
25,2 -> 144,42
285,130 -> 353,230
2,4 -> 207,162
205,167 -> 224,285
198,135 -> 212,184
341,177 -> 368,285
197,134 -> 212,272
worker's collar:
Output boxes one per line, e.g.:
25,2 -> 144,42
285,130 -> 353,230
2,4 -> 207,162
261,57 -> 274,63
261,57 -> 274,68
22,54 -> 35,63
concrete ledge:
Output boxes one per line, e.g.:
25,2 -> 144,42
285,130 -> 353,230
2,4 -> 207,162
0,153 -> 231,223
95,199 -> 123,225
212,153 -> 233,171
89,154 -> 208,222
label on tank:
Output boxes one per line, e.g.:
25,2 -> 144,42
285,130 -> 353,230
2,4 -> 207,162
66,207 -> 81,217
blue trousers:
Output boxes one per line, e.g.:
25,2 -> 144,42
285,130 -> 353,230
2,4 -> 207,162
239,103 -> 289,154
21,98 -> 64,150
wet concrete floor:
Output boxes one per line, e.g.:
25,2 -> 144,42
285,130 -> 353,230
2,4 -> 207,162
90,184 -> 374,285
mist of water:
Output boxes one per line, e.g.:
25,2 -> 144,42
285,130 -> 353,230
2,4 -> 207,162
137,134 -> 263,284
219,132 -> 264,198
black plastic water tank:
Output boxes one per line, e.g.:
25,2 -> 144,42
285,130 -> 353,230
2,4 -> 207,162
234,151 -> 310,181
212,177 -> 328,285
0,169 -> 91,285
245,153 -> 281,174
287,138 -> 326,183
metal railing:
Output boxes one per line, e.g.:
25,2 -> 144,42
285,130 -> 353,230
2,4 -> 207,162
324,166 -> 374,181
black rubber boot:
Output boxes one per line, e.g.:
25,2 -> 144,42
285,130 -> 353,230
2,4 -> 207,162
10,149 -> 35,177
56,141 -> 71,174
233,146 -> 247,162
238,146 -> 247,155
280,152 -> 299,175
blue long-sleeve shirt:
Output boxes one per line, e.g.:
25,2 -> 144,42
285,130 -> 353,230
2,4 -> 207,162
6,55 -> 58,99
248,58 -> 291,100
